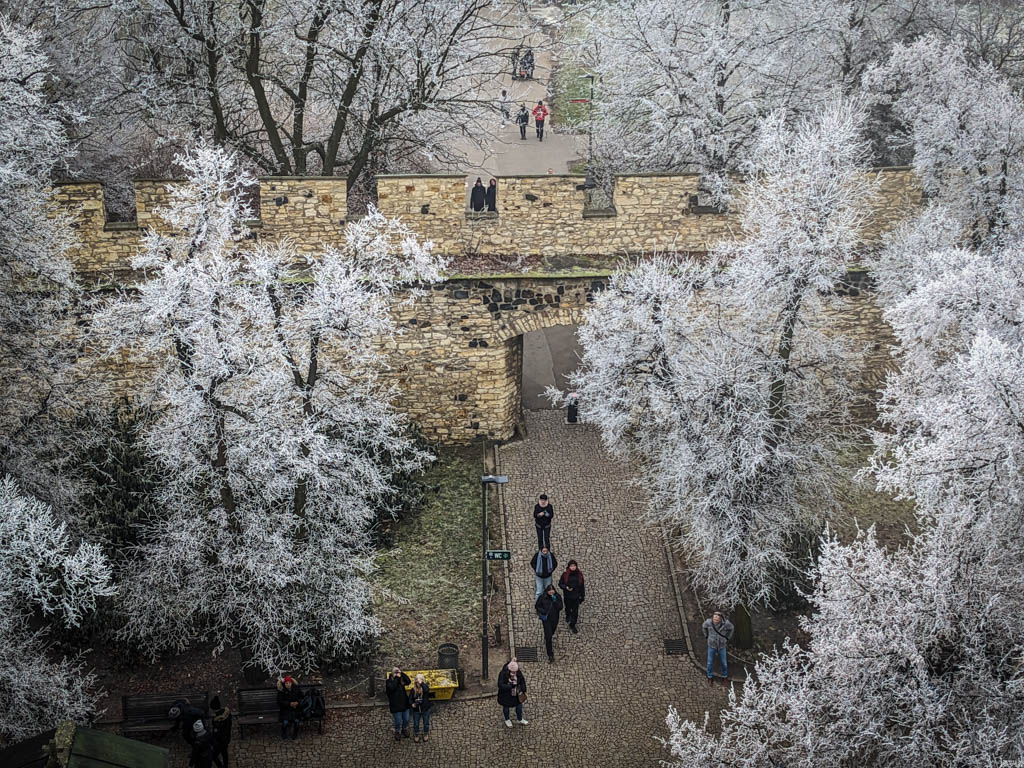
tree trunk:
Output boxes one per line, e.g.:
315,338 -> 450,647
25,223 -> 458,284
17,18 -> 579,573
732,602 -> 754,650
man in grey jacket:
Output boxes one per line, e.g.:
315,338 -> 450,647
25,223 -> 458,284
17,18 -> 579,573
702,611 -> 734,684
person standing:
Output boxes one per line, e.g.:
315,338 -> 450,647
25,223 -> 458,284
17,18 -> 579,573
499,89 -> 510,124
277,676 -> 304,740
386,667 -> 412,740
532,100 -> 548,141
530,546 -> 557,599
515,104 -> 530,140
209,696 -> 232,768
168,698 -> 206,745
533,493 -> 553,549
497,659 -> 528,727
558,559 -> 586,633
188,719 -> 221,768
470,177 -> 486,212
486,178 -> 498,212
408,673 -> 432,743
702,611 -> 734,683
535,583 -> 562,662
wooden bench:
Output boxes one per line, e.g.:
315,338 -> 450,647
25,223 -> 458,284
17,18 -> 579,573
237,685 -> 325,738
121,691 -> 209,738
403,669 -> 458,701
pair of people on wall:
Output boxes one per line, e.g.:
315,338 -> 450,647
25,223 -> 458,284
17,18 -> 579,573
470,177 -> 498,212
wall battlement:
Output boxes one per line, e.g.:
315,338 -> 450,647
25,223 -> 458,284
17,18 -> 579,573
56,168 -> 921,275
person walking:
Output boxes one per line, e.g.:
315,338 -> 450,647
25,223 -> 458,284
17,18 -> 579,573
386,666 -> 412,740
485,178 -> 498,212
702,611 -> 734,683
470,177 -> 486,212
535,582 -> 562,662
277,676 -> 304,740
530,546 -> 557,599
408,673 -> 432,743
558,559 -> 586,633
515,104 -> 530,140
532,100 -> 548,141
188,719 -> 221,768
209,696 -> 232,768
497,659 -> 528,727
533,493 -> 553,549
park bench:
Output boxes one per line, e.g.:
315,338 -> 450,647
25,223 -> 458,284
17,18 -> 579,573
404,669 -> 459,701
237,685 -> 325,738
121,690 -> 209,738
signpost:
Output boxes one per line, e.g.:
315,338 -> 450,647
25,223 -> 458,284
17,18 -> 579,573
486,550 -> 512,561
480,475 -> 508,680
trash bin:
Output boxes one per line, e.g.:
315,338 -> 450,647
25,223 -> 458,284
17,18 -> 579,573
438,643 -> 459,670
567,393 -> 579,424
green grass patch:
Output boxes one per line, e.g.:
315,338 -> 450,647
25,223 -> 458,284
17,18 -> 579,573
372,448 -> 487,666
551,62 -> 593,131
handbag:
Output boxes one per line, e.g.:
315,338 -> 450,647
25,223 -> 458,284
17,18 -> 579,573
518,691 -> 528,703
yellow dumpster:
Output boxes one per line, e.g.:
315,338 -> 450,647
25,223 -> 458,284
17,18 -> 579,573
404,668 -> 458,701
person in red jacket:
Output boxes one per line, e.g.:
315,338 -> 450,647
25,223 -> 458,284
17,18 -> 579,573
532,100 -> 548,141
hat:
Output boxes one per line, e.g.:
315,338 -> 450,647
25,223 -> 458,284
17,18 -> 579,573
210,696 -> 221,710
508,660 -> 519,672
167,706 -> 181,719
284,675 -> 294,684
193,720 -> 206,735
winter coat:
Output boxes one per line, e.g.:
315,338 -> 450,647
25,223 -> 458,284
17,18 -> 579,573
385,672 -> 412,713
530,551 -> 557,578
532,104 -> 548,122
535,591 -> 562,622
171,700 -> 206,745
211,706 -> 232,747
515,109 -> 530,126
409,682 -> 432,713
188,732 -> 217,768
533,502 -> 554,528
559,568 -> 586,604
470,183 -> 486,212
702,617 -> 734,650
496,664 -> 527,707
277,681 -> 304,720
485,184 -> 497,212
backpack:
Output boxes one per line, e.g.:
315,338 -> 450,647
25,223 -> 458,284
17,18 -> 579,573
302,689 -> 325,720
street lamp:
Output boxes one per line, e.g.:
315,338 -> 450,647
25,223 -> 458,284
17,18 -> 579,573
480,474 -> 508,680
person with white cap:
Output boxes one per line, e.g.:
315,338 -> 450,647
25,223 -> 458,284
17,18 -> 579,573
188,718 -> 221,768
497,658 -> 528,727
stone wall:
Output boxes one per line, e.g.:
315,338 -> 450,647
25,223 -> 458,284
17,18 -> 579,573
57,169 -> 921,276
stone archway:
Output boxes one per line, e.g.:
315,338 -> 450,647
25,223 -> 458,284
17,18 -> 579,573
521,324 -> 583,409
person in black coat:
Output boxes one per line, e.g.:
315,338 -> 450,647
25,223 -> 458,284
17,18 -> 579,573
497,659 -> 528,727
535,582 -> 563,663
485,178 -> 498,212
209,696 -> 232,768
515,105 -> 530,139
533,493 -> 553,549
277,676 -> 304,741
558,559 -> 586,633
188,720 -> 221,768
470,177 -> 486,212
168,698 -> 207,745
408,673 -> 432,742
385,667 -> 412,740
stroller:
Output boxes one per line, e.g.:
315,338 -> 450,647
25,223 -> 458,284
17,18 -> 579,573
512,47 -> 535,80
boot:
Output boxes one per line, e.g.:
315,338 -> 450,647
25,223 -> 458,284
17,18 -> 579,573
402,727 -> 410,739
394,731 -> 401,741
422,733 -> 429,742
413,734 -> 420,743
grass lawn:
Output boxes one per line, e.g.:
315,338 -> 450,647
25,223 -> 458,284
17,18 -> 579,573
371,447 -> 490,669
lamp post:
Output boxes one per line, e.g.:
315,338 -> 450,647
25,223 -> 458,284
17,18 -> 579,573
480,474 -> 508,680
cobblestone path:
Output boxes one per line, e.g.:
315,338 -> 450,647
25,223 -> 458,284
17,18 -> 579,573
148,411 -> 725,767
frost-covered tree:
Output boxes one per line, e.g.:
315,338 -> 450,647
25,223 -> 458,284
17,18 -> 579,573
0,476 -> 113,744
564,100 -> 872,609
0,17 -> 94,509
97,143 -> 445,672
664,525 -> 1024,768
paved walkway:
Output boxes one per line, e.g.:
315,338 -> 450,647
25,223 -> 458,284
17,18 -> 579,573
143,411 -> 724,767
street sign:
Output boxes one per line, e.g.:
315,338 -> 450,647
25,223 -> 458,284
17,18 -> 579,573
486,550 -> 512,561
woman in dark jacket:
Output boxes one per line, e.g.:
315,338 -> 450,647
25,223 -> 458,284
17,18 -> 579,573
470,177 -> 486,211
497,659 -> 528,727
485,178 -> 498,212
558,559 -> 586,633
209,696 -> 232,768
535,583 -> 562,663
276,676 -> 303,741
408,673 -> 432,743
385,667 -> 412,740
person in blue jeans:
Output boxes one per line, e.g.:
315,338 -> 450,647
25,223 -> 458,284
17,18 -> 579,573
530,546 -> 557,599
497,659 -> 528,727
385,667 -> 411,739
409,674 -> 432,743
702,611 -> 734,683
